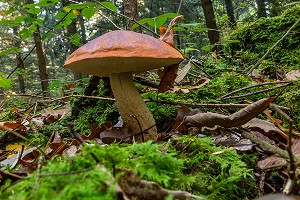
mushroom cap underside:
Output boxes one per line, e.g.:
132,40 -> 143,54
64,30 -> 184,76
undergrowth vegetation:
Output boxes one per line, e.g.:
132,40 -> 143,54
0,137 -> 253,200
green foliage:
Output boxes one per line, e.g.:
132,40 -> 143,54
73,99 -> 117,134
83,141 -> 191,189
190,72 -> 251,103
173,136 -> 255,200
131,13 -> 181,30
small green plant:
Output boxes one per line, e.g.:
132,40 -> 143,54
172,136 -> 255,200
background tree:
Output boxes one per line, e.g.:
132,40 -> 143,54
256,0 -> 267,18
201,0 -> 220,52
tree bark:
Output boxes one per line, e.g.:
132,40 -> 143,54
224,0 -> 236,29
26,0 -> 49,96
13,27 -> 26,94
201,0 -> 220,52
256,0 -> 267,18
123,0 -> 141,32
32,27 -> 50,97
62,0 -> 82,81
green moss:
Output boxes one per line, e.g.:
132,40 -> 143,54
228,5 -> 300,72
1,138 -> 254,199
173,136 -> 255,200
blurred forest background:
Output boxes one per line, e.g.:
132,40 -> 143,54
0,0 -> 298,96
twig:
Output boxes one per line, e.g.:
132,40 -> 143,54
39,167 -> 95,177
247,17 -> 300,75
177,0 -> 184,13
235,128 -> 295,161
220,84 -> 289,101
145,99 -> 290,111
0,169 -> 24,179
220,81 -> 293,100
271,104 -> 295,194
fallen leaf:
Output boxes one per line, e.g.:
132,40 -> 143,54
173,106 -> 201,130
158,64 -> 179,93
242,118 -> 287,140
0,122 -> 27,131
286,69 -> 300,80
41,106 -> 71,125
175,61 -> 192,83
100,123 -> 131,144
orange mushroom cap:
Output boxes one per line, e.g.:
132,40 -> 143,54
64,30 -> 184,77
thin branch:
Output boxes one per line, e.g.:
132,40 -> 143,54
7,9 -> 73,78
247,17 -> 300,75
220,81 -> 294,100
177,0 -> 184,13
220,84 -> 289,101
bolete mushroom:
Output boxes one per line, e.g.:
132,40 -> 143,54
64,30 -> 184,142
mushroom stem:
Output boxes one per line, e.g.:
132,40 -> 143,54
109,72 -> 157,142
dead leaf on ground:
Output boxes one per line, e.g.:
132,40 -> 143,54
175,61 -> 192,83
0,122 -> 27,131
242,118 -> 287,142
286,69 -> 300,80
173,106 -> 201,130
41,106 -> 71,125
100,122 -> 131,144
257,139 -> 300,170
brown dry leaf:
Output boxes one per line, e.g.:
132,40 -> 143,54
157,15 -> 184,93
41,106 -> 71,125
0,121 -> 27,131
257,155 -> 287,170
82,121 -> 113,140
172,86 -> 190,94
158,64 -> 179,93
159,15 -> 183,47
242,118 -> 287,140
20,149 -> 40,166
175,61 -> 191,83
184,97 -> 275,129
100,123 -> 131,144
286,69 -> 300,80
173,106 -> 201,130
257,139 -> 300,170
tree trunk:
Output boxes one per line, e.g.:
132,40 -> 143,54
13,27 -> 26,94
123,0 -> 141,32
26,0 -> 49,96
201,0 -> 220,52
224,0 -> 236,29
32,27 -> 50,97
62,0 -> 82,81
256,0 -> 267,18
266,0 -> 279,17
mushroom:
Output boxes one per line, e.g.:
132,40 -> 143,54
64,30 -> 184,142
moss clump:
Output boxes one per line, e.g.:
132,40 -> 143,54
1,137 -> 254,200
173,136 -> 255,200
228,5 -> 300,72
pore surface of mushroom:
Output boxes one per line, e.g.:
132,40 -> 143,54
64,30 -> 184,142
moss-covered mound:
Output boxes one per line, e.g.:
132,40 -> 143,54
228,5 -> 300,72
